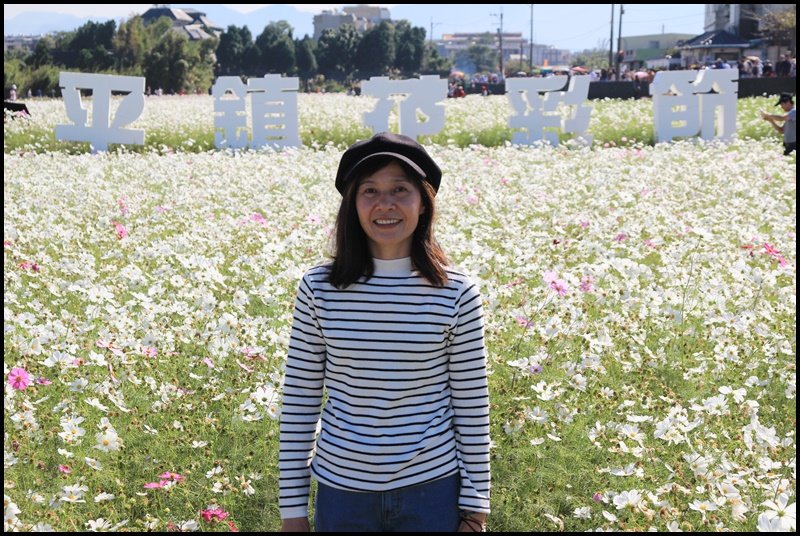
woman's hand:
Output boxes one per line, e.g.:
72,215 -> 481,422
458,512 -> 487,532
281,517 -> 310,532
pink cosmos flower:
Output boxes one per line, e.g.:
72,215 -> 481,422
593,492 -> 602,503
228,520 -> 239,532
117,197 -> 129,215
144,481 -> 166,489
543,271 -> 569,296
58,465 -> 71,474
112,221 -> 128,240
18,261 -> 41,272
4,240 -> 12,247
579,275 -> 595,293
549,279 -> 569,296
36,377 -> 52,385
7,367 -> 31,390
159,472 -> 184,482
249,213 -> 268,227
97,340 -> 125,357
200,507 -> 230,523
515,315 -> 532,328
614,232 -> 628,243
142,346 -> 157,358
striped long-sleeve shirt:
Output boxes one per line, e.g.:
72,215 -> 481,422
278,257 -> 491,519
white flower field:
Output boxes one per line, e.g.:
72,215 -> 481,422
4,94 -> 796,531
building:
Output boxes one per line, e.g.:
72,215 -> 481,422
529,43 -> 571,68
4,35 -> 41,54
617,33 -> 695,70
703,4 -> 794,62
704,4 -> 793,40
141,6 -> 223,40
435,33 -> 569,74
343,5 -> 391,24
313,5 -> 391,40
679,30 -> 750,67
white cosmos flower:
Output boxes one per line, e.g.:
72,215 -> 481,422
94,430 -> 122,452
760,494 -> 796,531
612,490 -> 644,510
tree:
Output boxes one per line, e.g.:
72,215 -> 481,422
355,21 -> 395,78
462,34 -> 497,74
255,21 -> 296,75
68,20 -> 117,71
216,25 -> 242,76
420,43 -> 452,76
394,21 -> 426,76
574,47 -> 611,70
27,36 -> 54,69
316,25 -> 360,81
758,5 -> 796,55
295,37 -> 317,82
113,16 -> 148,74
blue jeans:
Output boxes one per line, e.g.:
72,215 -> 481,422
314,473 -> 461,532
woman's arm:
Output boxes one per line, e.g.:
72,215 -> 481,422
278,274 -> 327,522
448,280 -> 491,517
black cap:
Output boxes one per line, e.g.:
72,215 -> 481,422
776,92 -> 793,105
335,132 -> 441,196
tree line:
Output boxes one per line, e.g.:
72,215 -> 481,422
4,15 -> 453,96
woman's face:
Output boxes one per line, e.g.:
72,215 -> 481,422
355,160 -> 424,260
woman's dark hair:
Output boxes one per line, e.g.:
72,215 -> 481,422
328,155 -> 449,289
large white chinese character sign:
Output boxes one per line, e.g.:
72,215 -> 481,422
248,75 -> 301,148
361,76 -> 447,139
213,76 -> 249,149
55,73 -> 145,153
651,70 -> 737,143
506,76 -> 592,145
213,75 -> 301,149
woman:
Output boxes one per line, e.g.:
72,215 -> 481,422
279,132 -> 491,532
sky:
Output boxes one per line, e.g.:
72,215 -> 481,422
3,4 -> 707,52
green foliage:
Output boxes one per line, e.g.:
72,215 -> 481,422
255,21 -> 296,76
316,25 -> 361,81
113,16 -> 148,75
355,22 -> 395,78
464,34 -> 499,73
295,37 -> 317,82
421,43 -> 453,76
393,20 -> 426,76
216,25 -> 255,77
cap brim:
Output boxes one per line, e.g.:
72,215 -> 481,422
343,152 -> 427,187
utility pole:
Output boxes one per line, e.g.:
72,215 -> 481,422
491,8 -> 504,76
529,4 -> 534,70
617,5 -> 624,77
609,4 -> 615,74
429,18 -> 441,45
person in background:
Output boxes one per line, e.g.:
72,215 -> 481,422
761,93 -> 796,155
279,132 -> 491,532
8,84 -> 18,101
